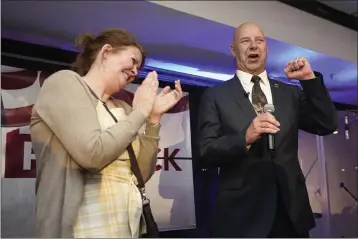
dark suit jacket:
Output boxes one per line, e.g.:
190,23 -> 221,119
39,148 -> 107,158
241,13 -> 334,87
197,72 -> 337,237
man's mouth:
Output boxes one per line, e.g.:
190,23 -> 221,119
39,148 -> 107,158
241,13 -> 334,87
248,54 -> 259,60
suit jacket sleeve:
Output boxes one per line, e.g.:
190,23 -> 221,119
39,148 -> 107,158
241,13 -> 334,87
297,72 -> 338,135
197,88 -> 248,168
32,70 -> 147,173
117,100 -> 160,183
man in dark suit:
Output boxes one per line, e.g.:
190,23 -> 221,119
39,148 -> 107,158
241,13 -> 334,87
197,22 -> 337,238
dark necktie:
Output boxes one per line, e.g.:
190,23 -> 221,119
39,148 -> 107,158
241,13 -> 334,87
251,75 -> 267,114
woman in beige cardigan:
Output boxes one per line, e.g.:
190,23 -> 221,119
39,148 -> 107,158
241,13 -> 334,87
30,28 -> 183,238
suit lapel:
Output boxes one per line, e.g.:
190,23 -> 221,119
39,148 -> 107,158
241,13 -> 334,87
269,79 -> 285,126
230,75 -> 257,122
228,76 -> 285,127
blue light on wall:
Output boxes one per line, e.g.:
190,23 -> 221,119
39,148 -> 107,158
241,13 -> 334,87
145,59 -> 234,81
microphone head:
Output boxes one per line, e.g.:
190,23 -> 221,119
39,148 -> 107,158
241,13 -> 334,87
264,104 -> 275,113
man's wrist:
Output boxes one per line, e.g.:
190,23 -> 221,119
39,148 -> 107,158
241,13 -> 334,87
300,71 -> 316,80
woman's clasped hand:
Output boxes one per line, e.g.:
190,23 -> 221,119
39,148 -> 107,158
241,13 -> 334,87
133,71 -> 183,121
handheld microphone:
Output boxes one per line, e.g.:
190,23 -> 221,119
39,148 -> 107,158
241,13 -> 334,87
264,104 -> 275,151
344,113 -> 349,139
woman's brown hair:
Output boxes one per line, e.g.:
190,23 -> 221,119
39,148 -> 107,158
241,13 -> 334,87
72,28 -> 146,76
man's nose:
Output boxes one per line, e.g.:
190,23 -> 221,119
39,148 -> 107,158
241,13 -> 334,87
249,41 -> 258,49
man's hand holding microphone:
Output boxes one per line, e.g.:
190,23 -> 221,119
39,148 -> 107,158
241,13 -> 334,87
245,110 -> 280,148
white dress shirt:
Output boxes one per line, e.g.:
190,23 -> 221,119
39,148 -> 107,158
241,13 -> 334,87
236,70 -> 273,105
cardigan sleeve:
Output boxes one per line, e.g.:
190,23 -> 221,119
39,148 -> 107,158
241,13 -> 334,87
114,99 -> 161,183
32,70 -> 146,172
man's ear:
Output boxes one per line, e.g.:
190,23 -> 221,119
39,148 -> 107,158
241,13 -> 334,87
230,44 -> 236,57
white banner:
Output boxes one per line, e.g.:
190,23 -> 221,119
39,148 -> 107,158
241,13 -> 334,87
1,65 -> 196,237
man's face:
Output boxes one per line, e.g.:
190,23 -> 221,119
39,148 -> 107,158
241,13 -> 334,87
231,23 -> 267,75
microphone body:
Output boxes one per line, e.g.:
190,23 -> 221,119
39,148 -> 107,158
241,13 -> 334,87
264,104 -> 275,152
268,134 -> 275,151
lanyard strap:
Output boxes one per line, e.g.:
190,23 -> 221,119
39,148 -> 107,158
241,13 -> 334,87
85,84 -> 146,190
